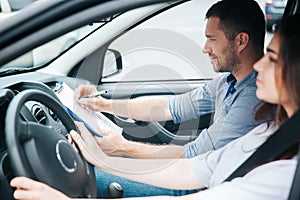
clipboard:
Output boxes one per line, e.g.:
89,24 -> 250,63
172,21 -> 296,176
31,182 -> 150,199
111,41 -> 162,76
64,105 -> 102,137
54,81 -> 123,137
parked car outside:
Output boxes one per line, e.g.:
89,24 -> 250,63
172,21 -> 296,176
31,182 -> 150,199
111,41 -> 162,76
265,0 -> 287,32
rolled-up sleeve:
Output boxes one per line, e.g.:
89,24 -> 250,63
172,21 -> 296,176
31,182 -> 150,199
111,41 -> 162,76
169,82 -> 216,124
189,151 -> 215,187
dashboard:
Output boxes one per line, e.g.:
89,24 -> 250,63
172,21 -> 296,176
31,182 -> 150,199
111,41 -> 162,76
0,72 -> 96,199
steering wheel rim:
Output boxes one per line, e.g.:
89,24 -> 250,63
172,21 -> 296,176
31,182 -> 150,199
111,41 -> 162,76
5,89 -> 96,197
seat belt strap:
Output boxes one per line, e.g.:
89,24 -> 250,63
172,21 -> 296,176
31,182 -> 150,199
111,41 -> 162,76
224,109 -> 300,182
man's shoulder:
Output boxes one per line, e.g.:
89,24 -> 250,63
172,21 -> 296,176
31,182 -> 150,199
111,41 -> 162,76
235,71 -> 258,92
239,71 -> 258,86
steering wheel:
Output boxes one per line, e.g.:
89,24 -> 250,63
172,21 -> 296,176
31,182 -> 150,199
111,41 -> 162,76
5,89 -> 96,198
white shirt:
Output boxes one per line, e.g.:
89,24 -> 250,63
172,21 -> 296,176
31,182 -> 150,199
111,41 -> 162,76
190,123 -> 297,200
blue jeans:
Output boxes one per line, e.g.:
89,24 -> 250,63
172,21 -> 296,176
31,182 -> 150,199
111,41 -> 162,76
94,167 -> 199,198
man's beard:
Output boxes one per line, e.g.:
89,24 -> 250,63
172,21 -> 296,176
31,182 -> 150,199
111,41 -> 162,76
214,43 -> 241,74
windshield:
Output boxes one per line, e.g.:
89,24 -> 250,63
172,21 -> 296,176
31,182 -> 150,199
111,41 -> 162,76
0,23 -> 102,74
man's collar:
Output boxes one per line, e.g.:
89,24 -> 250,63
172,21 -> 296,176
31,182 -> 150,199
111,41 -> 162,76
226,74 -> 236,83
227,70 -> 257,84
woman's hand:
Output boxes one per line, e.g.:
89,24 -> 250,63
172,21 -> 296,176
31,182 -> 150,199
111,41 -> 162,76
70,122 -> 108,167
11,177 -> 70,200
74,85 -> 110,112
96,129 -> 130,157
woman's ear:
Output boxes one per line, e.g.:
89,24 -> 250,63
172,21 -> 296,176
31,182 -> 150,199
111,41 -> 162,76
235,32 -> 249,53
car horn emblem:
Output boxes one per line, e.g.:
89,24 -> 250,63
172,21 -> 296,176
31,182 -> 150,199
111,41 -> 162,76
55,140 -> 77,173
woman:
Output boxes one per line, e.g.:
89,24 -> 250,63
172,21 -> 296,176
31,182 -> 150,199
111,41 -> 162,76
10,14 -> 300,200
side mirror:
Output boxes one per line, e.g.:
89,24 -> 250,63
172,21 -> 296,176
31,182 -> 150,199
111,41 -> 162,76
102,49 -> 122,78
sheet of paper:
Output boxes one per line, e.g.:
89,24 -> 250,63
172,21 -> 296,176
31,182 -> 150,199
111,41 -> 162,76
54,82 -> 123,136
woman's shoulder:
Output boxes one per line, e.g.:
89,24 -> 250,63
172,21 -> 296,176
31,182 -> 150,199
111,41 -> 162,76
234,122 -> 277,151
246,122 -> 277,136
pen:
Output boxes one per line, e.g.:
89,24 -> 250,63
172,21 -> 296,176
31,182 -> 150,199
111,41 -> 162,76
80,89 -> 108,98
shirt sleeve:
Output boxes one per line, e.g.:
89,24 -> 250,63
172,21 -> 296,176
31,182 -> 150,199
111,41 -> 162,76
189,142 -> 232,187
183,86 -> 261,158
169,78 -> 218,124
196,159 -> 297,200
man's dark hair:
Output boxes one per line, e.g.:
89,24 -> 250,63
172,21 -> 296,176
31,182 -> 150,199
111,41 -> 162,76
206,0 -> 265,54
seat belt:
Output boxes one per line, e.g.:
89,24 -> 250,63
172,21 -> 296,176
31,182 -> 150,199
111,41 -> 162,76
223,109 -> 300,197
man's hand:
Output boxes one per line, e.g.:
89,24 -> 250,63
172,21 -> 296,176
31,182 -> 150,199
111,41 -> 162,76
11,177 -> 70,200
74,84 -> 109,112
74,84 -> 97,100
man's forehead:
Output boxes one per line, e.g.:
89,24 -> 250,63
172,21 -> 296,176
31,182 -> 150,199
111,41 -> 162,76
205,17 -> 224,37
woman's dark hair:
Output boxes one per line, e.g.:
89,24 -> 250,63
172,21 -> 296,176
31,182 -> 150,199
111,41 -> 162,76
206,0 -> 265,54
255,14 -> 300,125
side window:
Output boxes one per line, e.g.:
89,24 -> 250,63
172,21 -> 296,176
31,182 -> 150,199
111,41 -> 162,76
102,1 -> 218,82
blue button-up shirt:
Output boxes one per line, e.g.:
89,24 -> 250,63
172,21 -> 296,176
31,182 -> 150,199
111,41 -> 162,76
169,70 -> 261,158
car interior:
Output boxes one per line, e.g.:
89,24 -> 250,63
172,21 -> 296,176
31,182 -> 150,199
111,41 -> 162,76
0,0 -> 300,199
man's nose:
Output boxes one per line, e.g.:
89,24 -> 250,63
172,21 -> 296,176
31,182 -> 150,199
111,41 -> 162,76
202,42 -> 211,54
202,46 -> 211,54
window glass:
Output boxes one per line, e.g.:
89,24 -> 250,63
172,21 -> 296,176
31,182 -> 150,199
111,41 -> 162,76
103,0 -> 219,82
0,24 -> 100,72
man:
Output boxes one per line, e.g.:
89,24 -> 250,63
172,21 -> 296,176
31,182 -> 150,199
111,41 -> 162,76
75,0 -> 266,197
